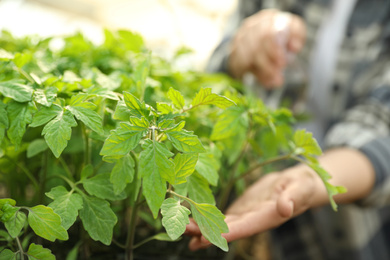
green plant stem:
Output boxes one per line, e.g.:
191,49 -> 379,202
4,155 -> 39,190
16,237 -> 25,260
15,66 -> 35,84
168,190 -> 197,206
58,157 -> 74,181
81,124 -> 91,166
218,153 -> 292,210
125,188 -> 142,260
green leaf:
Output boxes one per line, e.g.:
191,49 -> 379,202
80,164 -> 93,181
308,163 -> 347,211
190,203 -> 228,252
165,130 -> 205,153
293,129 -> 322,156
7,101 -> 35,148
79,195 -> 117,246
101,122 -> 147,158
0,101 -> 8,143
157,102 -> 173,114
191,88 -> 235,109
33,87 -> 57,107
187,172 -> 215,205
110,154 -> 135,195
0,249 -> 15,260
87,85 -> 119,100
123,91 -> 149,118
195,152 -> 219,186
67,97 -> 104,135
140,140 -> 174,218
131,53 -> 150,94
83,173 -> 126,201
4,208 -> 26,238
161,198 -> 190,240
168,87 -> 185,110
113,100 -> 131,121
26,243 -> 55,260
46,186 -> 83,230
0,80 -> 33,102
28,205 -> 69,242
173,153 -> 198,184
27,139 -> 48,158
129,116 -> 149,128
29,104 -> 62,127
42,110 -> 77,158
210,106 -> 248,140
0,199 -> 16,209
13,52 -> 32,68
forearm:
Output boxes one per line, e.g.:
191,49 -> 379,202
287,147 -> 375,208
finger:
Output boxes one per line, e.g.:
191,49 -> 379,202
223,201 -> 289,243
277,180 -> 313,218
188,236 -> 212,251
184,218 -> 202,236
287,15 -> 306,53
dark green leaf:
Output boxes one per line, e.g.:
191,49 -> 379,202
68,105 -> 104,135
0,80 -> 33,102
7,101 -> 35,148
79,195 -> 117,246
28,205 -> 69,242
100,122 -> 147,157
0,249 -> 15,260
42,110 -> 77,158
0,101 -> 8,143
29,104 -> 62,128
83,173 -> 126,201
46,186 -> 83,230
110,154 -> 135,195
190,203 -> 228,251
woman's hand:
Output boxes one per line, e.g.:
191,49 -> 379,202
228,9 -> 306,88
185,165 -> 327,251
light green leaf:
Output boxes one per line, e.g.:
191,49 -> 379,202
173,153 -> 198,184
100,122 -> 147,158
27,139 -> 48,158
123,91 -> 149,118
210,106 -> 248,140
0,249 -> 15,260
87,85 -> 119,100
80,164 -> 93,181
165,130 -> 205,153
46,186 -> 83,230
42,110 -> 77,158
195,152 -> 219,186
0,80 -> 33,102
26,243 -> 55,260
187,172 -> 215,205
110,154 -> 135,195
129,116 -> 149,128
190,203 -> 228,252
168,87 -> 185,110
33,87 -> 57,107
79,195 -> 117,245
28,205 -> 69,242
157,102 -> 173,114
191,88 -> 235,109
161,198 -> 190,240
13,52 -> 32,68
83,173 -> 126,201
7,101 -> 36,148
29,104 -> 62,127
293,129 -> 322,156
139,140 -> 174,218
4,208 -> 26,238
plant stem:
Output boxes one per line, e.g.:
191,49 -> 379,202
16,237 -> 25,260
125,188 -> 142,260
58,157 -> 74,181
81,124 -> 91,166
4,155 -> 39,190
15,66 -> 35,84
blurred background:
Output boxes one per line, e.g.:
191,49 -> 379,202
0,0 -> 237,70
